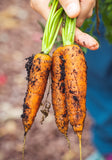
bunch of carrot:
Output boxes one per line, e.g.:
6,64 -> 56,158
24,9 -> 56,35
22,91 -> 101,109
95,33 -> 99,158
21,0 -> 98,159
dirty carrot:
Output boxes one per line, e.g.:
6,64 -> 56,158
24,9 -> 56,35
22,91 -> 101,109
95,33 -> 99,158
62,14 -> 87,136
61,14 -> 87,160
21,53 -> 52,135
63,45 -> 87,134
63,45 -> 87,160
51,47 -> 69,136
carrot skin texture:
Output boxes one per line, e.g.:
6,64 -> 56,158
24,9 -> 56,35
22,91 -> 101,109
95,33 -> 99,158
63,45 -> 87,132
21,53 -> 52,135
51,47 -> 69,135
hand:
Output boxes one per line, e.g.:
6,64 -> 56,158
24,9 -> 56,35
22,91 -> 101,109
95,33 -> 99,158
59,0 -> 96,27
30,0 -> 99,50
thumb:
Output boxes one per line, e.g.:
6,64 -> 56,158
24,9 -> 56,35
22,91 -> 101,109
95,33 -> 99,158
59,0 -> 80,18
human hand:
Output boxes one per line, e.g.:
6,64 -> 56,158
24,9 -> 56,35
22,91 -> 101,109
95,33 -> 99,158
30,0 -> 99,50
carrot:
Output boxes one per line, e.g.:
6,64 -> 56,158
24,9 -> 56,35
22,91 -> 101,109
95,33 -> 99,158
61,14 -> 87,136
21,53 -> 52,135
51,47 -> 69,136
61,14 -> 87,160
63,44 -> 87,133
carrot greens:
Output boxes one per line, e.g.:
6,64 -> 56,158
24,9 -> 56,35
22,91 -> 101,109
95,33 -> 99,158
42,0 -> 63,54
62,14 -> 76,46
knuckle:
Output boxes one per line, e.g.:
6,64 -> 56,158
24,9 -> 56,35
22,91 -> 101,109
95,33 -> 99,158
76,19 -> 84,27
87,0 -> 95,8
90,0 -> 95,5
87,14 -> 92,18
87,10 -> 93,18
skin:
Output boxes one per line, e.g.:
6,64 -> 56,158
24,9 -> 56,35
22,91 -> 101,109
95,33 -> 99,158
21,53 -> 52,135
52,48 -> 69,135
30,0 -> 99,50
63,45 -> 87,133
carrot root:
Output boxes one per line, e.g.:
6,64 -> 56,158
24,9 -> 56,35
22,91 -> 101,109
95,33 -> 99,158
22,53 -> 52,135
77,132 -> 82,160
22,135 -> 26,160
52,47 -> 69,135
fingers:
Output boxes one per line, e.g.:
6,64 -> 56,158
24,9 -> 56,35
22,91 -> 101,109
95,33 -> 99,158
76,0 -> 96,27
75,28 -> 99,50
56,27 -> 99,50
30,0 -> 80,19
59,0 -> 80,18
30,0 -> 50,20
30,0 -> 99,50
30,0 -> 96,25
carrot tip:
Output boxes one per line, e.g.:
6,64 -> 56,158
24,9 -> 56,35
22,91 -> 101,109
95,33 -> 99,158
22,135 -> 26,160
77,132 -> 82,160
64,134 -> 71,150
76,131 -> 82,139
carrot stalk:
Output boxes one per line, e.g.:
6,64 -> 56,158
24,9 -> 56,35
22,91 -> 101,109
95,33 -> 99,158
62,15 -> 76,46
42,0 -> 63,54
65,134 -> 71,150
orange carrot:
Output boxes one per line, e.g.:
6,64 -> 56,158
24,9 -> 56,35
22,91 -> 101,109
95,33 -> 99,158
21,53 -> 52,135
61,14 -> 88,160
51,47 -> 69,136
63,45 -> 87,134
63,45 -> 87,160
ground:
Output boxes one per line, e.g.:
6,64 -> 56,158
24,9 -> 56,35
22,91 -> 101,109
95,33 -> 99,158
0,1 -> 95,160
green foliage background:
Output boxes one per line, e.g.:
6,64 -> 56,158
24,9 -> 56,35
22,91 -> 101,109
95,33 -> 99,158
81,0 -> 112,44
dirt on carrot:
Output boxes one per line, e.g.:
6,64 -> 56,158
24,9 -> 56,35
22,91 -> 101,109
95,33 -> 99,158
51,47 -> 69,136
21,53 -> 52,135
63,45 -> 87,134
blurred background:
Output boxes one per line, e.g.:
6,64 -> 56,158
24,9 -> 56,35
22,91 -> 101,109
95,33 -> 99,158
0,0 -> 95,160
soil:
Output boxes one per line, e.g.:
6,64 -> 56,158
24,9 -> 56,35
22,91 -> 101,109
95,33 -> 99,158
0,1 -> 95,160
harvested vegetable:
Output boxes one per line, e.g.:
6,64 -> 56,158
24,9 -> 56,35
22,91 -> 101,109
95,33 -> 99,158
51,47 -> 69,136
62,14 -> 87,160
64,44 -> 87,134
21,53 -> 52,135
21,0 -> 63,136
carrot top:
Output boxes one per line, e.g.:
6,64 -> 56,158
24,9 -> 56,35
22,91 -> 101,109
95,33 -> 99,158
42,0 -> 63,54
62,14 -> 76,46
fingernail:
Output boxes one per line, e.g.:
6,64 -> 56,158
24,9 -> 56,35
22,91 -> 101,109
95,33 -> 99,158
90,42 -> 99,50
65,3 -> 80,18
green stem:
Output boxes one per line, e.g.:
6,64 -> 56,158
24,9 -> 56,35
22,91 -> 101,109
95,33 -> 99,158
42,0 -> 63,54
62,14 -> 76,46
